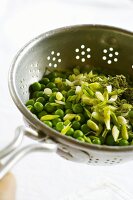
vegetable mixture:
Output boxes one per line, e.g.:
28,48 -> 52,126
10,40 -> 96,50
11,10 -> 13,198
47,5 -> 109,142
26,67 -> 133,146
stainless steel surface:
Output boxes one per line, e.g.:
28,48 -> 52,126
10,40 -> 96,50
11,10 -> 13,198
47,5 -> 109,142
0,126 -> 57,180
7,24 -> 133,166
0,126 -> 24,160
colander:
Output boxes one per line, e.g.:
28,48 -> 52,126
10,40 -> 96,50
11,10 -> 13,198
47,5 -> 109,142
0,25 -> 133,179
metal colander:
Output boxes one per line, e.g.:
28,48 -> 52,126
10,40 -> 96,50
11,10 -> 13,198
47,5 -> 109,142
1,25 -> 133,178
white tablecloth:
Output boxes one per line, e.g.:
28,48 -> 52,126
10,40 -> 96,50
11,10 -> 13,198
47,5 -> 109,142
0,0 -> 133,199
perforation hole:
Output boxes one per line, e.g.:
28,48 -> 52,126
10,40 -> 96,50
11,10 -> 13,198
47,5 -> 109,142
75,48 -> 79,52
19,78 -> 29,96
87,156 -> 123,165
81,58 -> 85,62
109,47 -> 113,51
58,59 -> 61,63
87,54 -> 91,58
76,55 -> 80,59
104,158 -> 123,165
52,57 -> 56,61
88,158 -> 99,164
115,52 -> 119,55
108,60 -> 112,64
81,44 -> 85,49
54,64 -> 57,68
57,52 -> 60,56
75,45 -> 91,63
28,63 -> 41,80
51,51 -> 54,55
109,53 -> 113,57
114,58 -> 118,62
87,48 -> 91,52
81,51 -> 85,55
103,47 -> 119,64
47,51 -> 61,67
132,65 -> 133,69
102,56 -> 107,60
103,49 -> 107,53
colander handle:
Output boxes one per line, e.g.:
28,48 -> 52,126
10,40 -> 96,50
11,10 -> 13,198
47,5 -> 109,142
0,126 -> 57,180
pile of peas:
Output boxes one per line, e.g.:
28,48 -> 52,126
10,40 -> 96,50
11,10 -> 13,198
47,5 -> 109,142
26,68 -> 133,146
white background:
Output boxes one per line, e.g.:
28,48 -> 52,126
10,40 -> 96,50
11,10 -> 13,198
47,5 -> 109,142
0,0 -> 133,199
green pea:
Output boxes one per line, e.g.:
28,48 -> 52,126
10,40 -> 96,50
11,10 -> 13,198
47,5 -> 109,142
31,91 -> 39,98
65,102 -> 72,109
47,82 -> 56,89
52,118 -> 62,127
27,105 -> 35,113
57,104 -> 64,110
106,135 -> 116,146
72,104 -> 83,114
92,138 -> 101,145
41,84 -> 45,90
47,72 -> 58,80
45,102 -> 56,113
26,99 -> 35,106
43,93 -> 49,101
38,110 -> 47,119
60,73 -> 67,79
31,82 -> 41,91
73,67 -> 80,75
40,77 -> 50,85
72,121 -> 81,130
99,136 -> 105,145
43,121 -> 52,128
66,128 -> 74,136
55,109 -> 64,118
49,94 -> 56,102
73,130 -> 84,138
36,97 -> 45,104
78,113 -> 86,124
52,88 -> 59,92
36,91 -> 44,98
119,139 -> 129,146
81,124 -> 90,134
34,102 -> 44,112
56,122 -> 64,131
65,109 -> 73,114
77,137 -> 85,142
128,111 -> 133,118
67,89 -> 75,97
